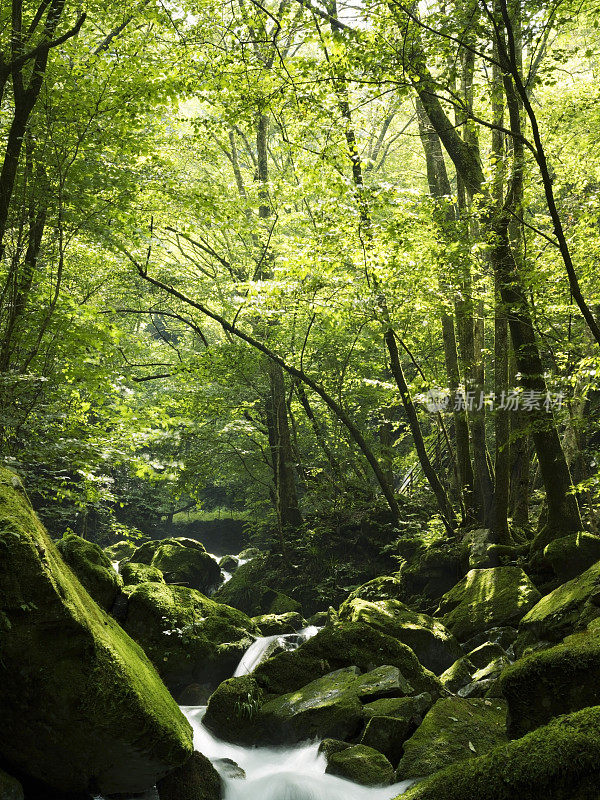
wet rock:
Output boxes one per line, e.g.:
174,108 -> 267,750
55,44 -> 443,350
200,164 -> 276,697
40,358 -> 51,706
461,626 -> 518,655
219,555 -> 239,573
252,611 -> 306,635
151,540 -> 222,594
157,751 -> 222,800
361,715 -> 417,766
213,758 -> 245,780
104,539 -> 136,562
325,744 -> 395,786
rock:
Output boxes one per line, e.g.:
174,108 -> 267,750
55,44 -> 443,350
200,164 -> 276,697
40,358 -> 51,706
151,540 -> 222,594
398,706 -> 600,800
543,534 -> 600,582
397,697 -> 508,780
345,576 -> 405,603
461,626 -> 518,655
339,598 -> 462,675
519,560 -> 600,643
399,542 -> 463,602
437,567 -> 541,641
213,758 -> 245,780
361,715 -> 417,766
363,692 -> 434,722
440,657 -> 475,694
500,624 -> 600,738
0,468 -> 193,795
238,547 -> 261,561
104,539 -> 136,561
215,567 -> 301,616
178,683 -> 212,705
121,561 -> 165,586
0,768 -> 23,800
252,611 -> 306,635
203,675 -> 265,744
130,538 -> 165,564
464,642 -> 508,669
252,621 -> 442,697
157,751 -> 222,800
461,528 -> 496,569
318,739 -> 351,760
308,610 -> 330,626
325,744 -> 395,786
441,647 -> 509,698
219,555 -> 239,573
56,531 -> 123,610
121,581 -> 257,695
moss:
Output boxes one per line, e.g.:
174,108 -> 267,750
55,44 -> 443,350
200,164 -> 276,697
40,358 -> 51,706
440,657 -> 475,694
326,744 -> 395,786
121,561 -> 165,586
437,567 -> 541,641
397,706 -> 600,800
252,611 -> 305,635
345,576 -> 405,603
500,627 -> 600,737
0,468 -> 192,795
543,534 -> 600,582
0,767 -> 23,800
338,598 -> 462,674
150,541 -> 222,594
213,555 -> 302,616
156,751 -> 223,800
56,531 -> 123,611
122,581 -> 257,694
397,697 -> 508,780
361,715 -> 417,767
520,560 -> 600,643
363,693 -> 433,721
104,539 -> 136,562
203,675 -> 266,744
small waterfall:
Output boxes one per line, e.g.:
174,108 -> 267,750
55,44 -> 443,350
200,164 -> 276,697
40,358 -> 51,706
111,561 -> 120,574
234,626 -> 320,677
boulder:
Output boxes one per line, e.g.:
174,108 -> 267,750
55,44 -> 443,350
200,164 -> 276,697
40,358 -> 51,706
543,534 -> 600,582
325,744 -> 395,786
345,576 -> 405,603
252,611 -> 306,635
440,657 -> 475,694
121,561 -> 165,586
203,675 -> 265,744
397,706 -> 600,800
397,697 -> 508,780
219,555 -> 239,573
399,542 -> 463,602
318,739 -> 351,760
361,715 -> 417,766
213,554 -> 302,616
437,567 -> 541,641
464,642 -> 507,670
0,468 -> 192,795
121,581 -> 257,695
151,540 -> 222,594
461,627 -> 518,656
157,751 -> 222,800
519,560 -> 600,643
363,692 -> 434,722
500,624 -> 600,738
130,538 -> 165,564
238,547 -> 261,561
213,758 -> 245,780
56,531 -> 122,610
339,598 -> 462,674
0,769 -> 23,800
104,539 -> 136,562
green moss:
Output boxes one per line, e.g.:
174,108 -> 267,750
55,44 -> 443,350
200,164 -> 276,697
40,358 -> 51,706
397,697 -> 508,780
150,540 -> 222,593
500,628 -> 600,737
252,611 -> 305,635
203,675 -> 266,744
121,561 -> 165,586
0,468 -> 192,795
338,598 -> 462,674
437,567 -> 541,641
397,706 -> 600,800
56,531 -> 123,610
361,715 -> 417,767
543,534 -> 600,582
104,539 -> 136,561
326,744 -> 395,786
213,555 -> 302,616
345,576 -> 405,604
363,693 -> 433,721
156,751 -> 223,800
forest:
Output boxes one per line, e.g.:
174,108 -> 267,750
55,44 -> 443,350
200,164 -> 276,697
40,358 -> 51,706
1,0 -> 600,798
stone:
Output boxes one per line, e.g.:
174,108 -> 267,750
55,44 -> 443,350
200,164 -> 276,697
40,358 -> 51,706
397,706 -> 600,800
338,598 -> 462,674
104,539 -> 136,561
213,758 -> 245,780
252,611 -> 306,635
0,768 -> 23,800
361,715 -> 417,766
326,744 -> 395,786
363,693 -> 434,722
437,567 -> 541,641
399,542 -> 463,602
461,626 -> 518,655
151,540 -> 222,594
56,531 -> 123,610
0,468 -> 192,795
461,528 -> 496,569
157,751 -> 222,800
219,555 -> 239,573
202,676 -> 265,745
396,697 -> 508,780
543,534 -> 600,582
440,657 -> 475,694
121,561 -> 165,586
345,576 -> 406,603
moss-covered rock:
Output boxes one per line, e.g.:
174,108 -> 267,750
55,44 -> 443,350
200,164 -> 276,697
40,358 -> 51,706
440,657 -> 475,694
345,576 -> 405,604
325,744 -> 395,786
129,538 -> 165,564
520,560 -> 600,643
104,539 -> 136,562
56,531 -> 123,611
150,540 -> 222,594
121,561 -> 165,586
361,715 -> 417,766
339,598 -> 462,674
0,468 -> 193,795
252,611 -> 306,635
157,751 -> 223,800
252,621 -> 442,697
203,675 -> 265,744
121,581 -> 257,695
500,625 -> 600,737
396,697 -> 508,780
212,555 -> 302,616
219,555 -> 239,573
362,693 -> 434,722
396,706 -> 600,800
399,542 -> 463,603
0,768 -> 23,800
543,534 -> 600,582
437,567 -> 541,641
461,626 -> 518,655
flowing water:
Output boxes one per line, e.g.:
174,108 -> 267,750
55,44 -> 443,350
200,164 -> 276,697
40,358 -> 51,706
234,626 -> 320,677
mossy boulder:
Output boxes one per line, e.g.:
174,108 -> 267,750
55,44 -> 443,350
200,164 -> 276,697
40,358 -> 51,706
0,769 -> 23,800
150,540 -> 222,594
157,751 -> 222,800
252,611 -> 306,635
543,534 -> 600,582
121,561 -> 165,586
396,697 -> 508,780
104,539 -> 136,562
400,542 -> 463,602
252,621 -> 442,697
213,555 -> 301,616
361,715 -> 418,766
203,675 -> 265,744
397,706 -> 600,800
363,692 -> 434,722
0,468 -> 193,795
122,581 -> 257,695
56,531 -> 123,611
219,555 -> 239,573
339,598 -> 462,674
437,567 -> 541,641
325,744 -> 395,786
519,560 -> 600,643
500,625 -> 600,737
129,538 -> 165,564
346,576 -> 405,603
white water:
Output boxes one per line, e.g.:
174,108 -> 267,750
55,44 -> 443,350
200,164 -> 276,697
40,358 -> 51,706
183,706 -> 416,800
111,560 -> 120,574
234,626 -> 320,677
